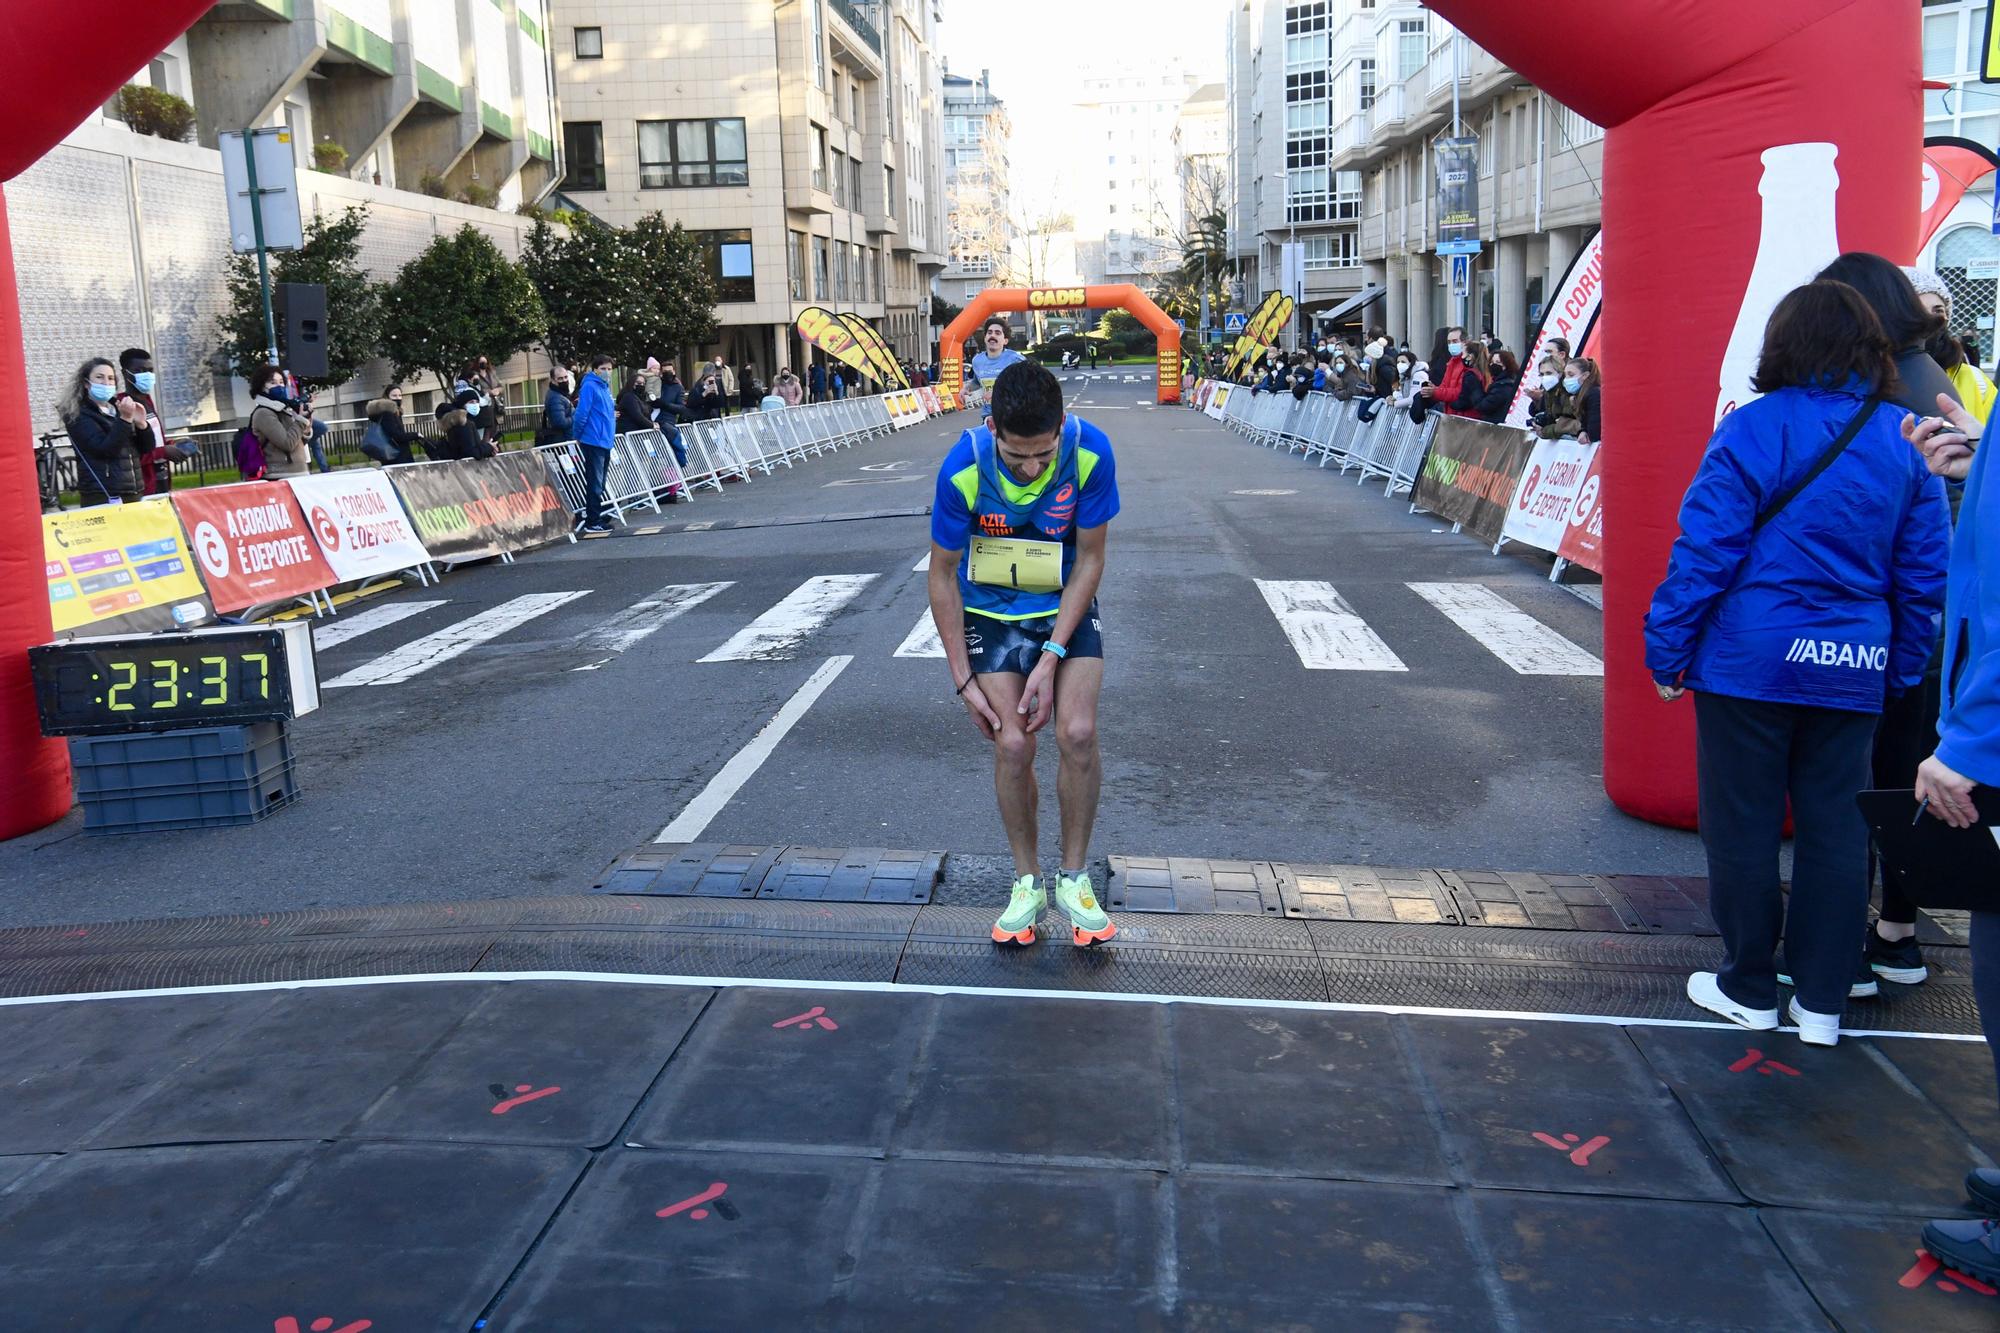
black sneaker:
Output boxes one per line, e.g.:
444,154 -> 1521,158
1776,954 -> 1879,1000
1921,1217 -> 2000,1286
1866,926 -> 1929,985
1970,1169 -> 2000,1215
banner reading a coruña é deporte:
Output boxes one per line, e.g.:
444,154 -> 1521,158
43,500 -> 215,637
796,307 -> 875,380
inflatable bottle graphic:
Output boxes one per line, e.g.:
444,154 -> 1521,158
1714,143 -> 1841,425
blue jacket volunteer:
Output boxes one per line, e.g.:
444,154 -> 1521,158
1647,382 -> 1948,711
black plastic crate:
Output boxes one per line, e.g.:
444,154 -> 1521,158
68,722 -> 300,834
69,722 -> 292,796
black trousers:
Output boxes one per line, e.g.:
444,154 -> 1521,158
1871,674 -> 1941,925
1695,692 -> 1877,1015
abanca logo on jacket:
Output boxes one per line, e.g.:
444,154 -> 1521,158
1783,639 -> 1888,670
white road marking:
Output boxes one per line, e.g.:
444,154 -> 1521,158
2,969 -> 1976,1045
1564,584 -> 1604,609
912,553 -> 931,572
655,655 -> 854,841
1255,579 -> 1408,672
311,600 -> 446,651
578,582 -> 733,655
894,612 -> 945,658
324,592 -> 590,687
1410,582 -> 1604,676
698,575 -> 879,662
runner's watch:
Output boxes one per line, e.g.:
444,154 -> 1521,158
1042,640 -> 1068,660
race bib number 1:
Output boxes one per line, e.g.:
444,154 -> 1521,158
969,536 -> 1064,592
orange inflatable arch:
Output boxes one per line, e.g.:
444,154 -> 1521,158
940,284 -> 1183,408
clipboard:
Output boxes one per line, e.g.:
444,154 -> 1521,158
1855,787 -> 2000,912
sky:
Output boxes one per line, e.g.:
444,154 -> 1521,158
937,0 -> 1229,211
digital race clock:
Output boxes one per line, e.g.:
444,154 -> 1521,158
28,621 -> 319,736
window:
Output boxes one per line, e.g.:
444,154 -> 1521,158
1302,233 -> 1359,270
1283,2 -> 1328,36
886,165 -> 897,217
1552,102 -> 1602,148
563,121 -> 605,191
851,81 -> 863,127
694,229 -> 755,303
1286,68 -> 1329,104
811,0 -> 826,89
850,157 -> 862,209
790,231 -> 809,300
831,149 -> 846,205
574,27 -> 603,59
813,237 -> 830,300
812,129 -> 829,191
637,118 -> 748,188
1397,18 -> 1427,79
1359,58 -> 1376,111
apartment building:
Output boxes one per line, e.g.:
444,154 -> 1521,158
1073,63 -> 1203,289
938,66 -> 1013,309
1225,0 -> 1367,346
1174,83 -> 1228,238
6,0 -> 560,432
551,0 -> 948,375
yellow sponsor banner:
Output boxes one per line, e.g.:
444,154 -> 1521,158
795,306 -> 875,378
1224,291 -> 1285,378
44,500 -> 215,636
838,312 -> 908,388
1986,1 -> 2000,83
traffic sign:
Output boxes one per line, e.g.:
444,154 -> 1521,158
1224,313 -> 1248,333
1437,239 -> 1483,256
1451,255 -> 1471,296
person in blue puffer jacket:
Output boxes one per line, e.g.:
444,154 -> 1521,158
1645,279 -> 1950,1047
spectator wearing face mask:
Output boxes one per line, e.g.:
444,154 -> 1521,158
1357,340 -> 1400,422
536,368 -> 576,447
115,348 -> 192,497
62,357 -> 146,506
1475,350 -> 1521,424
248,364 -> 311,477
617,371 -> 656,435
1329,351 -> 1365,401
362,385 -> 420,465
1421,327 -> 1483,418
575,354 -> 617,533
1535,357 -> 1599,441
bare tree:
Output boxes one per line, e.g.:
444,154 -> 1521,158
1012,209 -> 1075,342
947,155 -> 1015,287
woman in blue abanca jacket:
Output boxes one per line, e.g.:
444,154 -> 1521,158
1645,279 -> 1949,1048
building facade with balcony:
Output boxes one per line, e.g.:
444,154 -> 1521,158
1325,5 -> 1602,356
938,66 -> 1012,310
1225,0 -> 1366,345
5,0 -> 561,433
552,0 -> 947,377
1174,82 -> 1228,237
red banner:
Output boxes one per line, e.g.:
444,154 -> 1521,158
1556,446 -> 1605,574
171,482 -> 337,613
1919,137 -> 2000,255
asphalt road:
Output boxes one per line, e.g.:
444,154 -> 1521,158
0,373 -> 1703,926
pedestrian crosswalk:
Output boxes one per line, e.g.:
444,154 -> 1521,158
310,571 -> 1602,687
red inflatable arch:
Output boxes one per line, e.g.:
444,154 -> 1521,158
0,3 -> 216,840
1429,0 -> 1917,827
940,284 -> 1183,409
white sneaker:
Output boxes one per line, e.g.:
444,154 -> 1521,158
1687,971 -> 1779,1030
1788,997 -> 1841,1048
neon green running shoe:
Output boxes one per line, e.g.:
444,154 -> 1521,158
1056,872 -> 1117,946
991,874 -> 1045,946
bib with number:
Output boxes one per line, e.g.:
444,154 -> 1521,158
968,536 -> 1065,592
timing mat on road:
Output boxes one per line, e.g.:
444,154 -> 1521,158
0,974 -> 1989,1329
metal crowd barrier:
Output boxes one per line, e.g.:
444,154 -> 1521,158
1207,383 -> 1438,499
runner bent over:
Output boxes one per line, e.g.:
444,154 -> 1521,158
927,360 -> 1120,946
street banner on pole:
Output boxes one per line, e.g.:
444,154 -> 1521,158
287,472 -> 431,582
1435,136 -> 1480,252
1224,291 -> 1284,378
171,482 -> 337,614
1412,417 -> 1535,547
838,313 -> 908,387
1502,439 -> 1599,554
42,502 -> 215,637
1505,229 -> 1604,427
795,307 -> 876,380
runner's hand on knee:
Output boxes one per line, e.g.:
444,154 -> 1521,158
1020,658 -> 1056,734
962,679 -> 1000,739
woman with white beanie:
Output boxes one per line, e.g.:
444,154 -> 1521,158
1907,266 -> 1996,423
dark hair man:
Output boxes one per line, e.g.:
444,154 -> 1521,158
965,316 -> 1025,403
927,360 -> 1120,947
573,354 -> 618,533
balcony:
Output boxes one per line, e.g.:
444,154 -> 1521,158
1367,83 -> 1407,139
828,0 -> 884,60
1327,111 -> 1369,173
